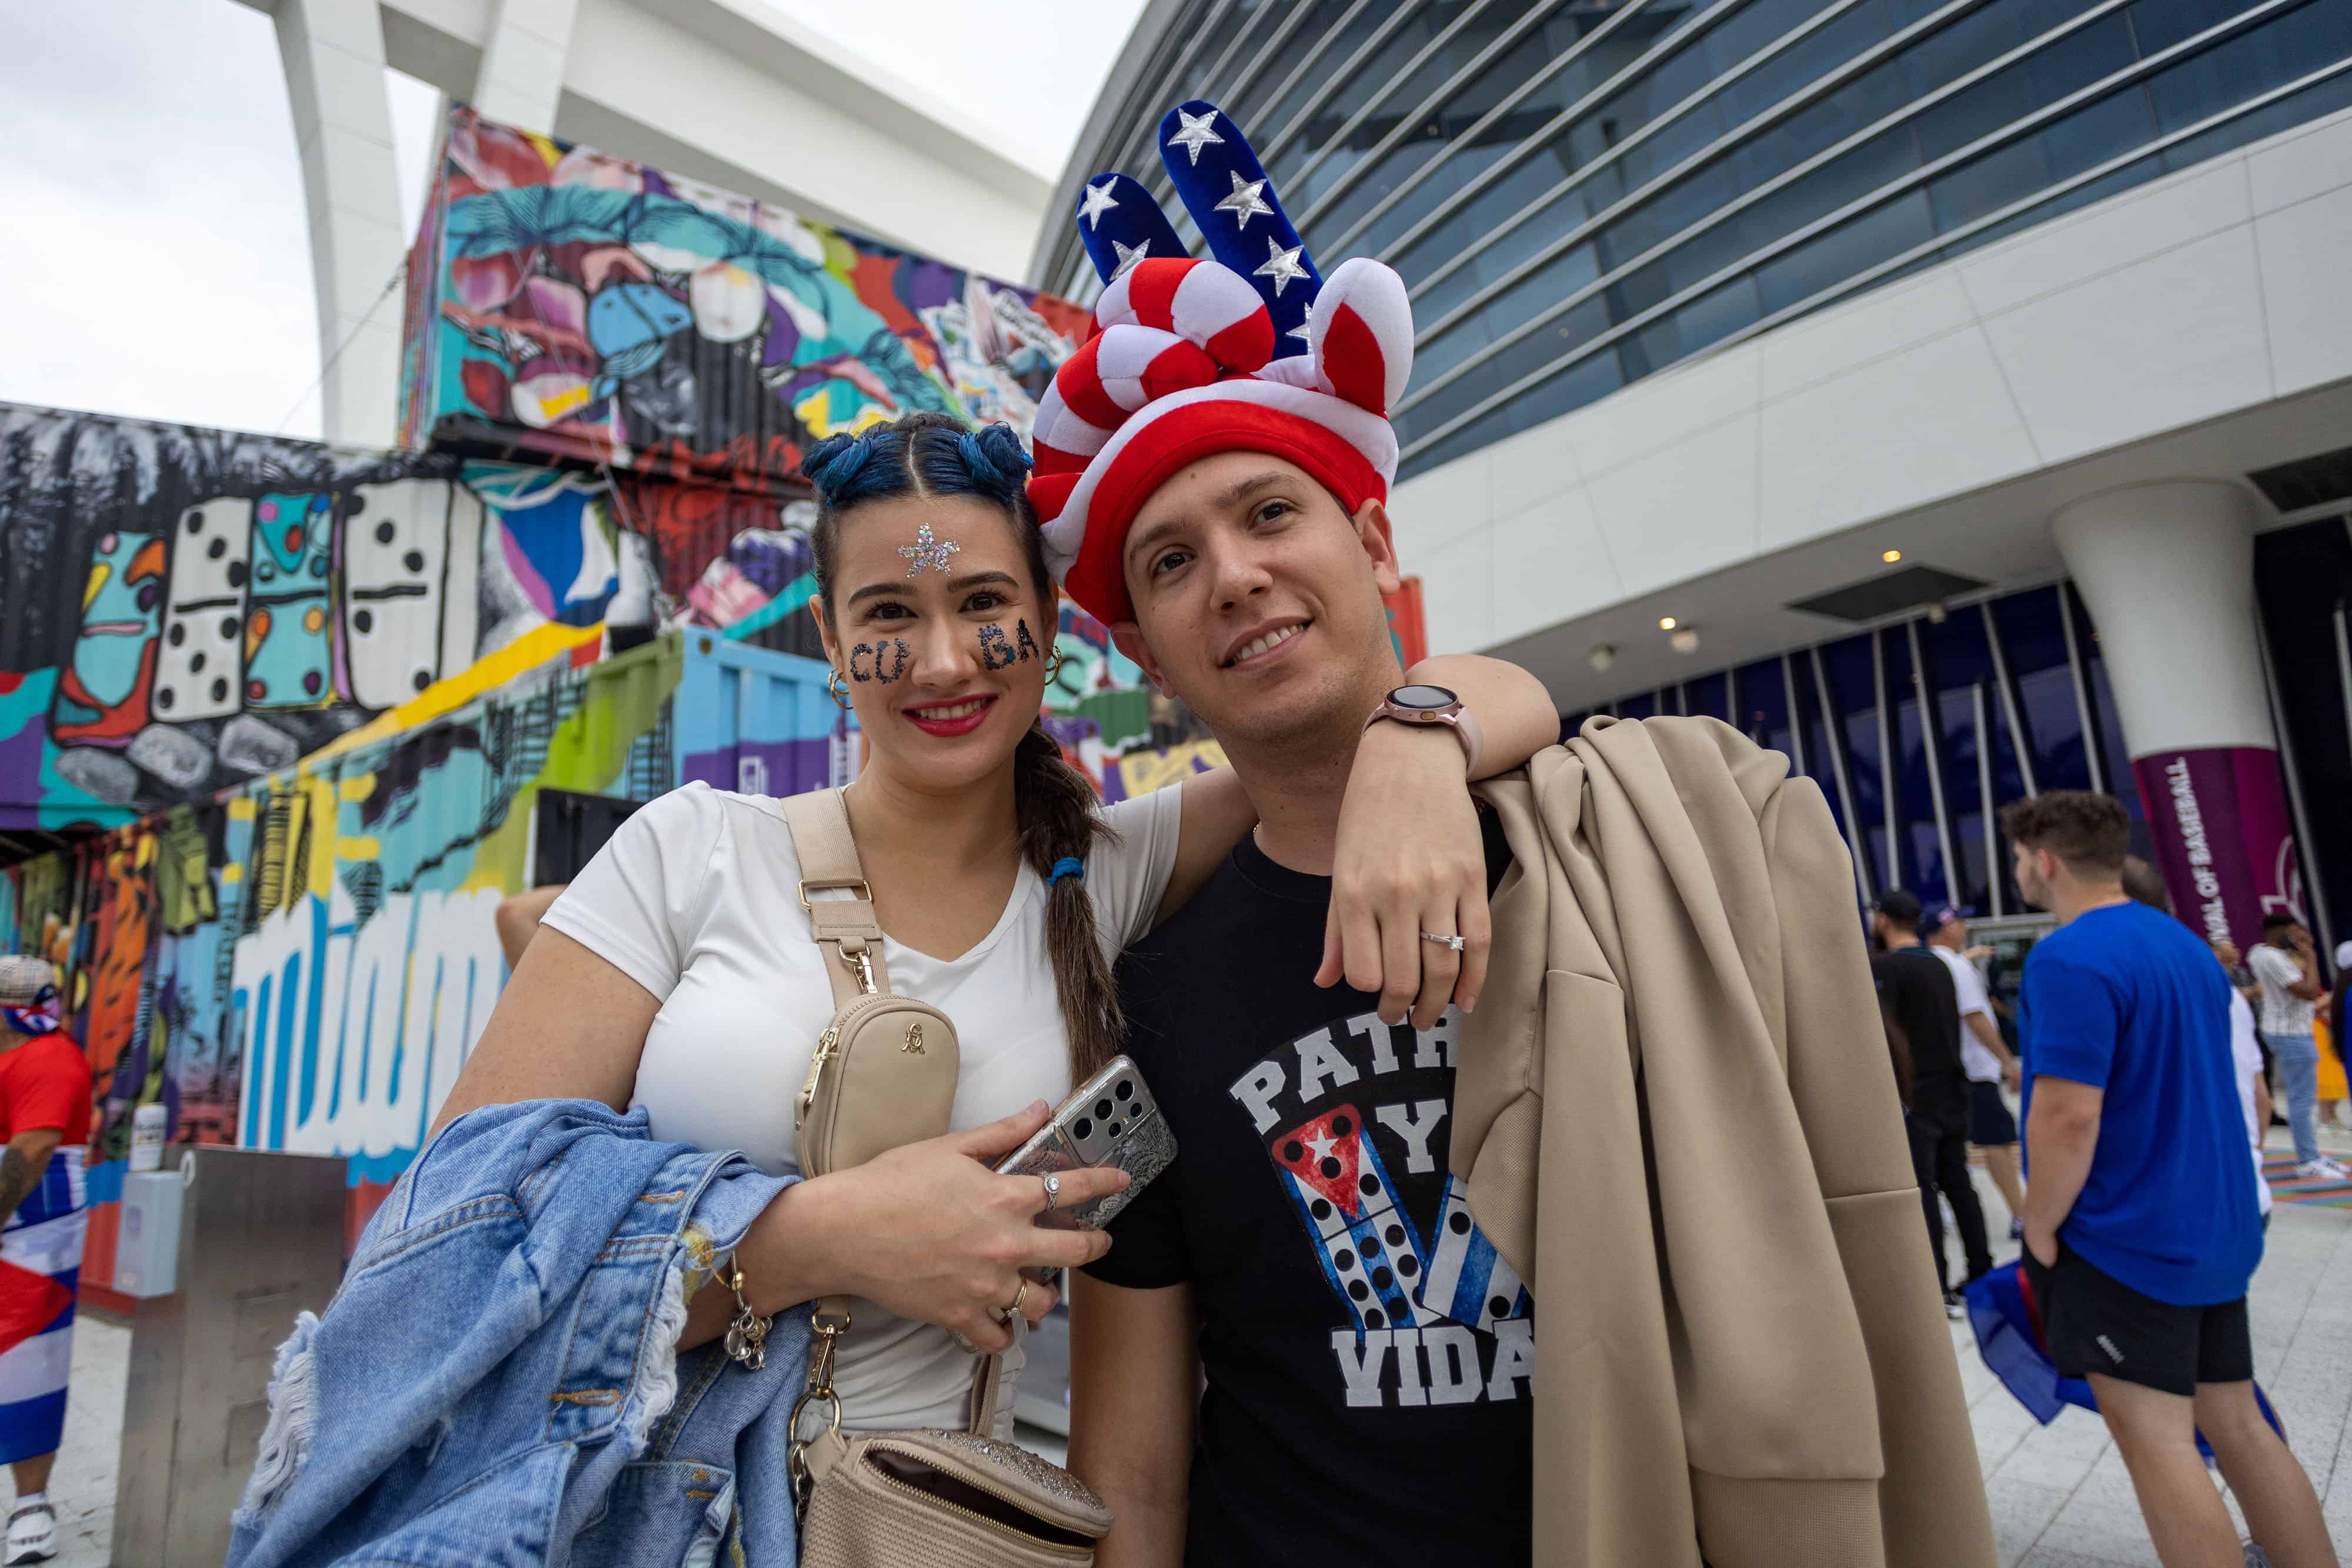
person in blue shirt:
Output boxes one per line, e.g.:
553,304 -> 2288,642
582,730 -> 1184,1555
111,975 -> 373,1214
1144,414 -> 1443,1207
2006,791 -> 2336,1568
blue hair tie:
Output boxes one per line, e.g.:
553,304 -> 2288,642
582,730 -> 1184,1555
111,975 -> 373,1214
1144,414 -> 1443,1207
1048,857 -> 1085,885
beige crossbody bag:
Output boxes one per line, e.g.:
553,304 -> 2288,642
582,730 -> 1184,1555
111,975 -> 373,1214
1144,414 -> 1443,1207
778,788 -> 1114,1566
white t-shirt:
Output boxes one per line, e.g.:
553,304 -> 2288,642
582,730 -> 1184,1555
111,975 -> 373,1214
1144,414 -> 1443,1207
2247,942 -> 2316,1037
541,781 -> 1185,1431
1927,945 -> 2000,1082
2228,987 -> 2274,1216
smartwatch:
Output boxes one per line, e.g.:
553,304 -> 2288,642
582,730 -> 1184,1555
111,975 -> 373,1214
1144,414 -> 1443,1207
1362,684 -> 1482,772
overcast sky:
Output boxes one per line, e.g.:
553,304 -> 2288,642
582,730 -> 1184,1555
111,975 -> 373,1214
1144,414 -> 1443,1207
0,0 -> 1141,443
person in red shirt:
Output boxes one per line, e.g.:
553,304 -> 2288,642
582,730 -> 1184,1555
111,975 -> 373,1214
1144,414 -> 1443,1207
0,955 -> 92,1566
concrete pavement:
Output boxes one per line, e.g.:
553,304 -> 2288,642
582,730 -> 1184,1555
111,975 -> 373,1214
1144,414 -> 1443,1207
21,1134 -> 2352,1567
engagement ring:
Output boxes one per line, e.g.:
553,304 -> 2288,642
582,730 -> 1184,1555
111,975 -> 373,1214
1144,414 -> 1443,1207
1041,1172 -> 1063,1211
1421,931 -> 1465,952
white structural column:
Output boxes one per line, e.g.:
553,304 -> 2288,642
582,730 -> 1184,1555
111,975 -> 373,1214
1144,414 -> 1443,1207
2050,481 -> 2298,949
276,0 -> 407,446
475,0 -> 579,135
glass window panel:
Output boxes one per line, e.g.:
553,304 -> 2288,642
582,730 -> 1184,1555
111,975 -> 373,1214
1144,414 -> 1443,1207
1913,14 -> 2136,162
1259,6 -> 1388,139
1289,5 -> 1448,157
1989,586 -> 2096,793
2129,0 -> 2263,58
1927,128 -> 2053,227
1886,628 -> 1950,904
1822,635 -> 1892,887
1920,615 -> 1999,911
1498,347 -> 1624,438
1687,671 -> 1730,721
1475,290 -> 1612,391
1937,154 -> 2160,254
1756,188 -> 1935,313
1729,58 -> 1912,190
1619,275 -> 1762,379
1619,690 -> 1659,720
2042,81 -> 2159,180
1716,0 -> 1895,128
1736,657 -> 1796,761
1395,413 -> 1496,477
2160,68 -> 2352,172
2144,0 -> 2352,135
1207,0 -> 1307,108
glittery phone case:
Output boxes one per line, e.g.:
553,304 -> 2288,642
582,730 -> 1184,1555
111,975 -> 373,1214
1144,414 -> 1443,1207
994,1056 -> 1177,1231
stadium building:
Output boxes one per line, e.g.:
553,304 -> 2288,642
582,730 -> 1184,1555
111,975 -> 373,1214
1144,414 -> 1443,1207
1045,0 -> 2352,950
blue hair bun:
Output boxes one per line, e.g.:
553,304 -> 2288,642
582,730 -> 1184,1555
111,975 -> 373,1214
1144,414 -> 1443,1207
803,432 -> 876,502
957,424 -> 1033,490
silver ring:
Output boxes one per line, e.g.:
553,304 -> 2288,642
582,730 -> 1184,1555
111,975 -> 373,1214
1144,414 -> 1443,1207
1421,931 -> 1465,952
1040,1172 -> 1063,1212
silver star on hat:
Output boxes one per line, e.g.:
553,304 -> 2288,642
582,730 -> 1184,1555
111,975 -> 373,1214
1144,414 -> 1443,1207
1077,179 -> 1120,230
1255,236 -> 1309,296
1215,170 -> 1274,229
1165,106 -> 1225,166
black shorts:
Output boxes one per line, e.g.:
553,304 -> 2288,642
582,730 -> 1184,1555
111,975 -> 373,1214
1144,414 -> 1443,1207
1967,1079 -> 2017,1146
2023,1243 -> 2252,1396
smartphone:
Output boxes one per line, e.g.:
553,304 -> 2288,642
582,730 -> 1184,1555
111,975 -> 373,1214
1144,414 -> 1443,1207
994,1056 -> 1175,1235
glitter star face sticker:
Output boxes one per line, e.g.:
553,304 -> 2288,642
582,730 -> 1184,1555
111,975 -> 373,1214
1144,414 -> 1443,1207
1215,170 -> 1274,229
898,521 -> 961,577
1165,106 -> 1225,166
1109,238 -> 1151,282
1077,178 -> 1120,230
1256,235 -> 1310,296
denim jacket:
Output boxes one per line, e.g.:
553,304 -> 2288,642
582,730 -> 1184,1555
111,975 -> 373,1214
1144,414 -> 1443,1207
225,1099 -> 814,1568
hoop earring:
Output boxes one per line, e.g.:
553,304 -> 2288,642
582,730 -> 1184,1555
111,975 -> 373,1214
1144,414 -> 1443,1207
1044,646 -> 1067,685
827,667 -> 851,711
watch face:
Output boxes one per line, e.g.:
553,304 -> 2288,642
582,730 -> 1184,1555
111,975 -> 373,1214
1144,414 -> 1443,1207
1389,684 -> 1458,711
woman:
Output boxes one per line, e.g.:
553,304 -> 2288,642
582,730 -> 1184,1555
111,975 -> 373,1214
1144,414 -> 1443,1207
432,412 -> 1555,1434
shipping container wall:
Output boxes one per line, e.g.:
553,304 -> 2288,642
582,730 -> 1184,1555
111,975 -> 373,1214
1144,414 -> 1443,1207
400,107 -> 1093,492
0,631 -> 851,1267
0,400 -> 840,832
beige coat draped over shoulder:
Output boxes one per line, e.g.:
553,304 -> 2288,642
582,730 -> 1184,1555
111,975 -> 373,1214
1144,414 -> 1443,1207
1454,716 -> 1996,1568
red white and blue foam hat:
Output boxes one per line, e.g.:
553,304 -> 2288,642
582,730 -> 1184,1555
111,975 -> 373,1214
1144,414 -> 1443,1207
1028,100 -> 1414,624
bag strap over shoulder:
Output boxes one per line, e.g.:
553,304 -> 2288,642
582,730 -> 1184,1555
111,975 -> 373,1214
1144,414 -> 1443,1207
781,787 -> 893,1008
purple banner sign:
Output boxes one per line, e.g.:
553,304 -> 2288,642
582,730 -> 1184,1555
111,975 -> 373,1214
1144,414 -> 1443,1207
2131,745 -> 2303,952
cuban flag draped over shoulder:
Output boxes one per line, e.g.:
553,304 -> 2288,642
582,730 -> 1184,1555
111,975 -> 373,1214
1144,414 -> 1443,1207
1033,100 -> 1415,627
0,1143 -> 83,1462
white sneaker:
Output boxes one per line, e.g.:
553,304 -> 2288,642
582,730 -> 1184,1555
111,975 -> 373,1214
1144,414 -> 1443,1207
2294,1156 -> 2350,1181
5,1500 -> 55,1565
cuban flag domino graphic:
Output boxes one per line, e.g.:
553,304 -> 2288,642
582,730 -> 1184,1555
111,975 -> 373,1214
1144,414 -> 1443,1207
1418,1176 -> 1531,1334
1273,1105 -> 1436,1335
1030,100 -> 1416,627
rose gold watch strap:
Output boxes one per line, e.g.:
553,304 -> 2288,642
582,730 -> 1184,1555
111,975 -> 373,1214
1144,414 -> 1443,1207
1364,698 -> 1481,773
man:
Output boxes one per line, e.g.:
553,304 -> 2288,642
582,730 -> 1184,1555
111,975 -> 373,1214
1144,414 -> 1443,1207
1034,98 -> 1989,1568
2006,793 -> 2334,1568
0,958 -> 90,1567
2247,912 -> 2346,1181
1924,905 -> 2026,1239
1872,890 -> 1993,1316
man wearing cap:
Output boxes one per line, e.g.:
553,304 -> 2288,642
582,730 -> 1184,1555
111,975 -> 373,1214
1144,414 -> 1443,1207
1923,905 -> 2027,1238
1870,890 -> 1994,1316
0,957 -> 89,1566
1050,99 -> 1993,1568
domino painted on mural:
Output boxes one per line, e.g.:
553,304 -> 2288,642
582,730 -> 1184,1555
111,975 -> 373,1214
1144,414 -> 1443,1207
154,499 -> 253,723
336,480 -> 483,708
245,492 -> 338,710
1416,1176 -> 1530,1333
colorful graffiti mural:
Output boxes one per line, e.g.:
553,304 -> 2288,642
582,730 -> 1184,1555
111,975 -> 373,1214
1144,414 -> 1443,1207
399,107 -> 1094,492
0,631 -> 851,1269
0,402 -> 843,830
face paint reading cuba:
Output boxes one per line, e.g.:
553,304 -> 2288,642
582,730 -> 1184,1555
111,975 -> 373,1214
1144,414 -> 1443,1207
977,620 -> 1043,671
848,640 -> 910,683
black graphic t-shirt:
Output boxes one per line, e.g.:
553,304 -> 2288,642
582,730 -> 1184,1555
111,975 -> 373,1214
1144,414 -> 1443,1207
1084,818 -> 1532,1567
